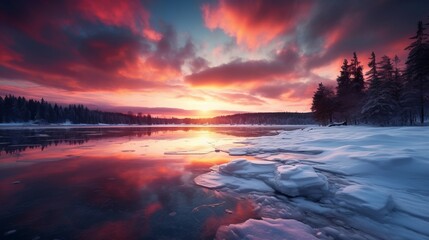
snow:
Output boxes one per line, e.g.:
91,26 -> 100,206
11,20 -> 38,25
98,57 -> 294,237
195,126 -> 429,240
335,184 -> 394,217
274,165 -> 328,200
195,160 -> 329,199
194,171 -> 274,193
215,218 -> 319,240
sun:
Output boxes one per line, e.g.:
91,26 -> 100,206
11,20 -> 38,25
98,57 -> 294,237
198,109 -> 213,118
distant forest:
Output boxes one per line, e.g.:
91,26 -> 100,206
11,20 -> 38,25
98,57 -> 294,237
311,20 -> 429,126
0,95 -> 314,125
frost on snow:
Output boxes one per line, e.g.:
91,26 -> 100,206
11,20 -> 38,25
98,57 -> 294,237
195,126 -> 429,240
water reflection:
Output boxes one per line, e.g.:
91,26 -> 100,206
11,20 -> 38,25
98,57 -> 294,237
0,126 -> 289,155
0,126 -> 299,239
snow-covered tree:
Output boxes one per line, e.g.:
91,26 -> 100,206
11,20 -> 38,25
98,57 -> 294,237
311,83 -> 335,125
362,54 -> 398,125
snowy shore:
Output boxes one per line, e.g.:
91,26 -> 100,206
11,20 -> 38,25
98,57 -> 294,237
195,126 -> 429,240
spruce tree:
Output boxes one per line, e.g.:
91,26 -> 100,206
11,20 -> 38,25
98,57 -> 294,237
311,83 -> 335,125
336,59 -> 352,122
366,52 -> 378,84
350,52 -> 365,94
349,52 -> 365,123
405,21 -> 429,124
362,55 -> 398,125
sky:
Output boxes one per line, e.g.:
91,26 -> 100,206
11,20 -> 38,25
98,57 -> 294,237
1,0 -> 428,118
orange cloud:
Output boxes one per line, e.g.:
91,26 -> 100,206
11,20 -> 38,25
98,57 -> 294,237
77,0 -> 161,40
185,45 -> 301,87
202,0 -> 312,49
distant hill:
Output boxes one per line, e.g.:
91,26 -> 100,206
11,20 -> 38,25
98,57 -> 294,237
173,112 -> 315,125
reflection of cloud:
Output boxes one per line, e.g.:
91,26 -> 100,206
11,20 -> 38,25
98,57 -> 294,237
200,199 -> 257,239
80,220 -> 138,240
144,202 -> 163,218
0,155 -> 182,238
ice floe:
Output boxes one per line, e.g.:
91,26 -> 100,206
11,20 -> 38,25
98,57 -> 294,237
274,164 -> 328,200
196,159 -> 329,200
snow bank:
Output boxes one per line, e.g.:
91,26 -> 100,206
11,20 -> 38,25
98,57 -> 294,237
215,218 -> 318,240
335,185 -> 394,217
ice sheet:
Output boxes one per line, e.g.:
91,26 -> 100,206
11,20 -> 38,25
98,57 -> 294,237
195,126 -> 429,240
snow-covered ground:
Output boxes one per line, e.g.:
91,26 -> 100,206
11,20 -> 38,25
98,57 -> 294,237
195,126 -> 429,240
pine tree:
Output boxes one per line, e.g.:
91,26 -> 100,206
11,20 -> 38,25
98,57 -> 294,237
362,55 -> 398,125
349,52 -> 366,123
311,83 -> 335,125
392,56 -> 403,100
336,59 -> 352,122
0,96 -> 4,122
350,52 -> 365,94
391,55 -> 407,124
405,21 -> 429,124
366,52 -> 378,84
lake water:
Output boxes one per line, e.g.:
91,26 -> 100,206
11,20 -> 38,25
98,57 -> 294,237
0,126 -> 301,239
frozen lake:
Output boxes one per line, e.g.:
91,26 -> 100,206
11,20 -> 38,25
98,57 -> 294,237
0,126 -> 301,239
2,126 -> 428,240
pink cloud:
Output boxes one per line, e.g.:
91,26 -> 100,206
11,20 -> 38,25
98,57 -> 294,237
202,0 -> 313,49
185,45 -> 301,87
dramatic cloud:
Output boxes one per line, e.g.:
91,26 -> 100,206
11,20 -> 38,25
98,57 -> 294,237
1,0 -> 428,114
251,81 -> 318,100
192,0 -> 429,103
202,0 -> 313,49
189,57 -> 209,73
0,0 -> 195,91
185,46 -> 301,86
299,0 -> 429,69
77,0 -> 161,40
209,92 -> 266,106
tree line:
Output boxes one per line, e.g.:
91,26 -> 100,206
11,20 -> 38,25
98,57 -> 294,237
183,112 -> 314,125
0,95 -> 314,125
311,20 -> 429,126
0,95 -> 153,124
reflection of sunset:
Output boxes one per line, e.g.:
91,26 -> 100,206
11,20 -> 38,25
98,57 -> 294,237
200,199 -> 258,239
0,127 -> 268,239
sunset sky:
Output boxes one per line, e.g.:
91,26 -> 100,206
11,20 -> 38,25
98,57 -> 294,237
1,0 -> 428,117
